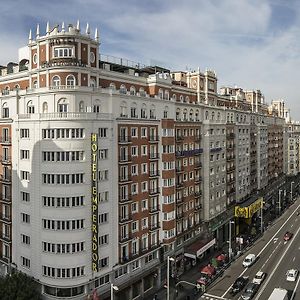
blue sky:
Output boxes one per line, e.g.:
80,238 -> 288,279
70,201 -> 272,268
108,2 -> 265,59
1,0 -> 300,118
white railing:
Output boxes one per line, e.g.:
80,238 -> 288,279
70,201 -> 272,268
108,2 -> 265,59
18,112 -> 113,120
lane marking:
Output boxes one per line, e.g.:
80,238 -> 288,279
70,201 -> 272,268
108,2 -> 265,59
221,202 -> 300,298
273,238 -> 278,243
291,224 -> 294,228
293,256 -> 296,262
202,293 -> 228,299
254,223 -> 300,300
291,271 -> 300,300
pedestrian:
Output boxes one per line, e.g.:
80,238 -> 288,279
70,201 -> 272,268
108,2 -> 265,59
153,294 -> 158,300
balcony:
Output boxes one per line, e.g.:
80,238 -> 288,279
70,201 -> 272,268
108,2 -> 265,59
176,182 -> 184,189
226,156 -> 235,162
176,196 -> 183,203
176,166 -> 184,173
119,155 -> 132,163
194,176 -> 202,183
226,133 -> 235,139
149,170 -> 160,178
149,188 -> 160,195
119,233 -> 133,243
0,174 -> 11,183
119,213 -> 132,224
149,135 -> 159,142
0,194 -> 11,203
149,205 -> 160,213
0,156 -> 11,164
194,162 -> 202,169
118,136 -> 132,144
176,212 -> 183,219
175,135 -> 184,142
0,137 -> 11,145
0,214 -> 11,223
119,175 -> 132,183
194,135 -> 201,142
119,194 -> 133,203
149,153 -> 160,160
149,223 -> 160,231
0,233 -> 11,243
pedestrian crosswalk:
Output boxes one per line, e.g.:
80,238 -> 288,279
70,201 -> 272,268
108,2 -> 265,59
199,293 -> 229,300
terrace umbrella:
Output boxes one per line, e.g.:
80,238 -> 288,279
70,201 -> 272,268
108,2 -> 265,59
200,265 -> 216,276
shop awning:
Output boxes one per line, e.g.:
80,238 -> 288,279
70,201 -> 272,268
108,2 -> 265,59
184,238 -> 216,260
200,265 -> 216,276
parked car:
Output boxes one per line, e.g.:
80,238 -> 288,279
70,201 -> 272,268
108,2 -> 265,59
242,254 -> 256,268
286,269 -> 299,282
252,271 -> 266,285
283,231 -> 293,241
230,276 -> 248,295
241,283 -> 259,300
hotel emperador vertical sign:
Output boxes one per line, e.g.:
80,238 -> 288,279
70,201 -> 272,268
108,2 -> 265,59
91,134 -> 99,272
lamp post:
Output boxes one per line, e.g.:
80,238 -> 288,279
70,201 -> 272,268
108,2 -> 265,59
291,181 -> 295,202
110,283 -> 119,300
228,220 -> 235,260
167,256 -> 175,300
278,189 -> 282,214
260,201 -> 265,233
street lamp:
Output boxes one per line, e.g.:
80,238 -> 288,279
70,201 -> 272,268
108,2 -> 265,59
291,181 -> 295,202
228,220 -> 235,260
167,256 -> 175,300
260,201 -> 265,233
278,189 -> 282,214
110,283 -> 119,300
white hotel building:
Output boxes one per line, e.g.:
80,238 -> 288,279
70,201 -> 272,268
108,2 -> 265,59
0,22 -> 286,299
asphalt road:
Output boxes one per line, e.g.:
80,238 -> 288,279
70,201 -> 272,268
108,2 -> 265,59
198,198 -> 300,300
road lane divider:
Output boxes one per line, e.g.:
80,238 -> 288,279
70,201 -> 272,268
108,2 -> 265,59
254,222 -> 300,300
221,202 -> 300,298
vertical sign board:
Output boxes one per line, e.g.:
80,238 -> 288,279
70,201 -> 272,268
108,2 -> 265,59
91,133 -> 99,272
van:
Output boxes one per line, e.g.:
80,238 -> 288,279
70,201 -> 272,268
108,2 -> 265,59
242,254 -> 256,268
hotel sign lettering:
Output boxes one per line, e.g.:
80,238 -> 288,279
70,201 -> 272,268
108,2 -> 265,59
91,133 -> 99,272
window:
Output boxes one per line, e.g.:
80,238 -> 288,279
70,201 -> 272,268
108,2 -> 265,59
99,234 -> 109,246
21,171 -> 30,181
53,47 -> 74,58
99,257 -> 109,268
20,150 -> 30,159
66,75 -> 76,86
21,234 -> 30,245
21,256 -> 31,269
21,213 -> 30,224
99,128 -> 108,138
99,149 -> 108,159
141,127 -> 147,137
21,191 -> 30,202
2,103 -> 9,118
20,129 -> 29,138
52,76 -> 60,87
99,213 -> 108,224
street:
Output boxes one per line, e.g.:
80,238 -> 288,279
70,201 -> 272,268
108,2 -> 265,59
198,198 -> 300,300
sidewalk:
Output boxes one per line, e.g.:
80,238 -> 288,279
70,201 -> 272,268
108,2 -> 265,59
144,248 -> 227,300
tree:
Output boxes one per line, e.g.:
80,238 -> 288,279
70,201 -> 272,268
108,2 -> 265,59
0,271 -> 41,300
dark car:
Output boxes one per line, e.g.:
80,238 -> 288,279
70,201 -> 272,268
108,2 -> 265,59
241,282 -> 259,300
284,231 -> 293,241
230,276 -> 248,295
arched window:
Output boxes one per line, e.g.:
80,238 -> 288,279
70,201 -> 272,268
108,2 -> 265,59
90,78 -> 96,88
189,109 -> 194,121
172,94 -> 177,101
164,90 -> 169,100
120,101 -> 128,117
14,84 -> 20,91
217,112 -> 220,121
42,102 -> 48,113
211,112 -> 215,120
179,95 -> 184,102
120,84 -> 127,94
66,75 -> 76,87
79,101 -> 85,112
185,96 -> 190,103
33,80 -> 38,89
139,87 -> 146,97
205,111 -> 209,120
131,102 -> 138,118
158,89 -> 163,99
150,105 -> 156,119
27,100 -> 35,114
141,103 -> 147,118
93,100 -> 101,113
52,75 -> 60,87
195,110 -> 199,121
2,103 -> 9,118
109,83 -> 116,90
183,109 -> 187,121
164,106 -> 169,119
176,108 -> 181,121
58,98 -> 68,113
130,86 -> 136,96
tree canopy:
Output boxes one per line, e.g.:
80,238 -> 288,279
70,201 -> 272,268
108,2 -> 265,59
0,271 -> 41,300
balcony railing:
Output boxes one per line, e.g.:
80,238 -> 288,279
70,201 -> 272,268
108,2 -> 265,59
0,175 -> 11,183
149,223 -> 160,231
149,205 -> 160,213
149,170 -> 160,178
119,234 -> 132,243
0,156 -> 11,164
0,137 -> 11,144
119,213 -> 132,223
149,188 -> 160,195
119,175 -> 132,183
119,155 -> 132,163
149,153 -> 160,160
149,135 -> 159,142
118,136 -> 132,143
119,194 -> 132,203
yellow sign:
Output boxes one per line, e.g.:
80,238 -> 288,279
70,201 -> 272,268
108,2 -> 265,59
234,197 -> 263,219
91,133 -> 98,272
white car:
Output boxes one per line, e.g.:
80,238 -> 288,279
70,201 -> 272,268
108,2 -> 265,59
252,271 -> 266,285
286,269 -> 298,282
242,254 -> 256,268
